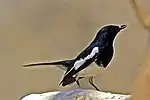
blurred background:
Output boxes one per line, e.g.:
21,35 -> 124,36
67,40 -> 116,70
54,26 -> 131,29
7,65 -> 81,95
0,0 -> 150,99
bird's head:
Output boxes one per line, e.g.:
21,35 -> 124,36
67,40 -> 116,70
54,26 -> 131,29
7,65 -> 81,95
103,24 -> 127,34
96,24 -> 127,43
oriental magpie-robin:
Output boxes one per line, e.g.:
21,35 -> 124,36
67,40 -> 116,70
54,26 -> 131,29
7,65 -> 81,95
23,24 -> 127,90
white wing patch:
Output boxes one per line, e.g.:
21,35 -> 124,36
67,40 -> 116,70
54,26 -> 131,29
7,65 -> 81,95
74,47 -> 99,70
64,47 -> 99,76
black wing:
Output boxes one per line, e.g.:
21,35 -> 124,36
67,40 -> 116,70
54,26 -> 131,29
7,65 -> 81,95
60,45 -> 101,85
64,44 -> 99,75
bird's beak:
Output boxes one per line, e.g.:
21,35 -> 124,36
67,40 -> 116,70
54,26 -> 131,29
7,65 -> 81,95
119,25 -> 127,30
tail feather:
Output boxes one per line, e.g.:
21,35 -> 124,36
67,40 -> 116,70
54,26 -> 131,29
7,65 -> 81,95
23,60 -> 74,70
23,61 -> 64,67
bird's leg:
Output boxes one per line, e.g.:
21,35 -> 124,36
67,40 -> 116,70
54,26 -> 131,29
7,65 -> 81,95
75,76 -> 85,88
76,80 -> 81,87
89,76 -> 100,91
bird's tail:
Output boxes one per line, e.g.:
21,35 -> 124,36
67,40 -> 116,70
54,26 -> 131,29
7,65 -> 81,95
59,75 -> 76,86
23,60 -> 74,70
23,61 -> 65,67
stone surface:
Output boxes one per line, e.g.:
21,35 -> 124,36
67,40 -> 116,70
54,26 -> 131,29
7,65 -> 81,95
21,89 -> 131,100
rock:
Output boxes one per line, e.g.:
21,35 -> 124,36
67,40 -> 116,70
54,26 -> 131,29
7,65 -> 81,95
20,89 -> 131,100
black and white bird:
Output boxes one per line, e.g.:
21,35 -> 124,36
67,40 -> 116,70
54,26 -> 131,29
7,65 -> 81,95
23,24 -> 127,90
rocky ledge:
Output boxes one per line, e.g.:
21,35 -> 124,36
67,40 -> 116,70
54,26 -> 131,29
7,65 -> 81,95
21,89 -> 131,100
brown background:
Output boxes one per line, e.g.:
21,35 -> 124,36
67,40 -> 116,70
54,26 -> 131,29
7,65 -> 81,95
0,0 -> 150,99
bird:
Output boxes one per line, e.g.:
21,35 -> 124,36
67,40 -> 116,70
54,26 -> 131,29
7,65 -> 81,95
23,24 -> 127,90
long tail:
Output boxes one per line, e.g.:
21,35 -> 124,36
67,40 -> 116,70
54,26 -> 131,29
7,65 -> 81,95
23,60 -> 74,70
23,61 -> 64,67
